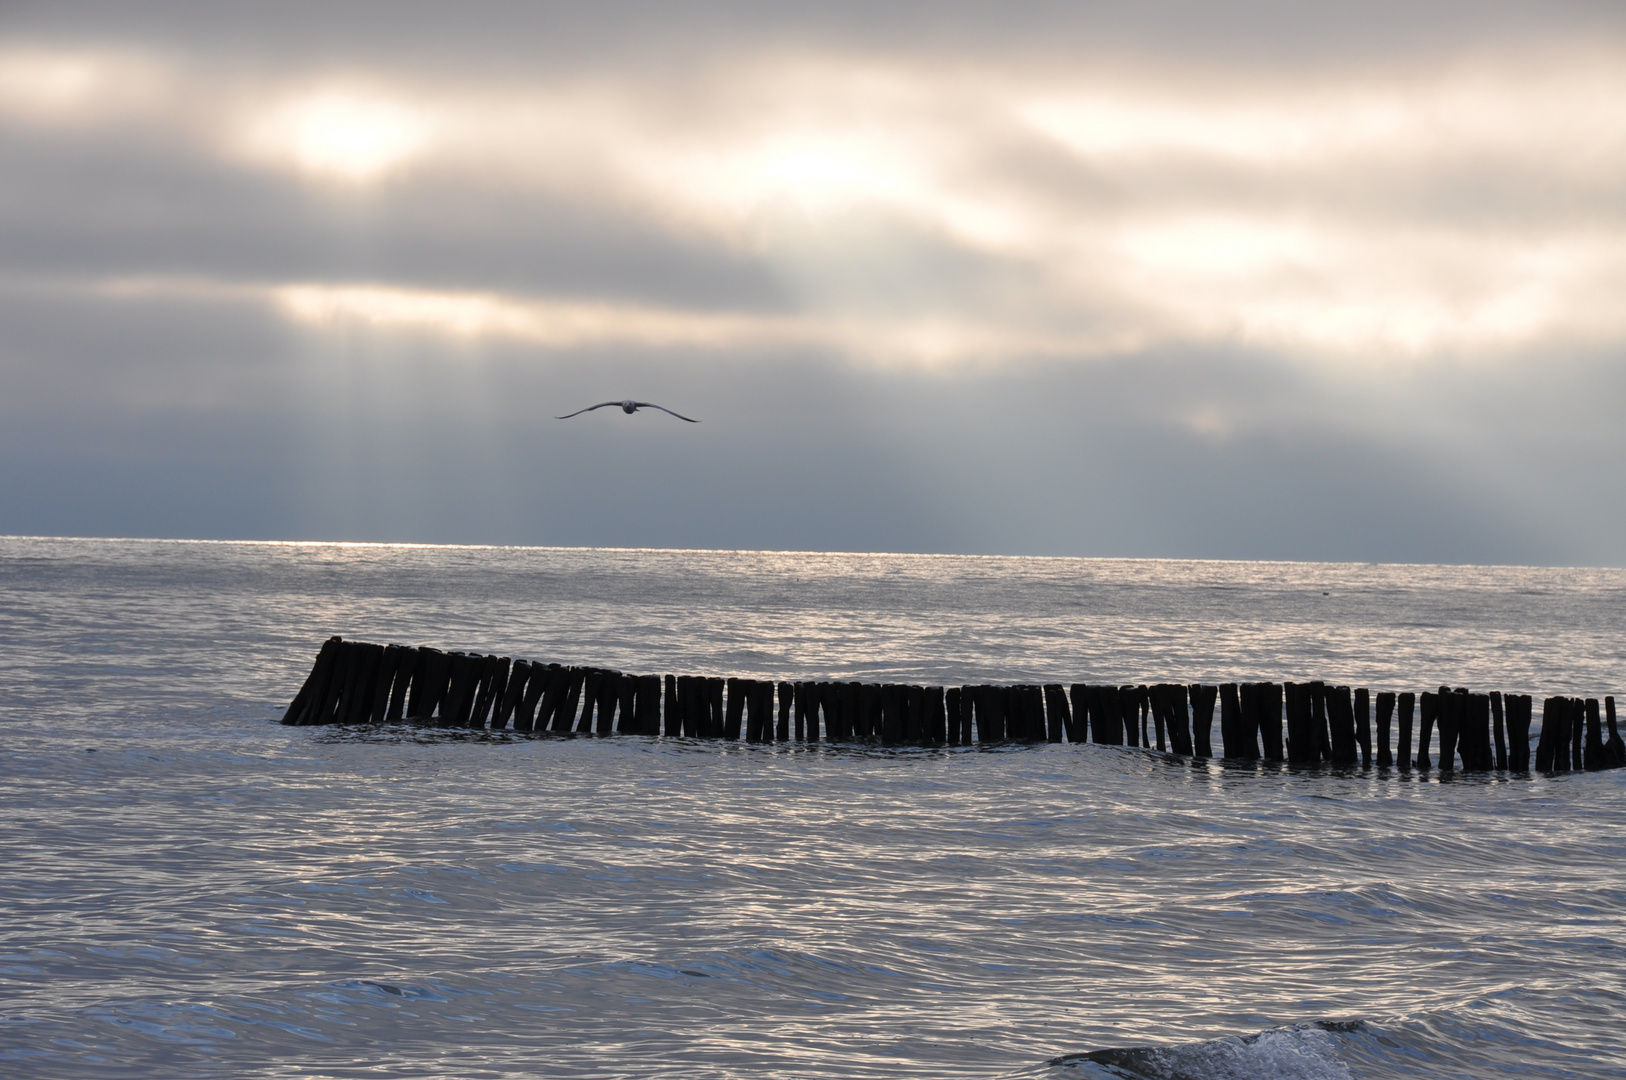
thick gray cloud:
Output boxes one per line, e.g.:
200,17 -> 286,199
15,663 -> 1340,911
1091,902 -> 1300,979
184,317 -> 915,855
12,1 -> 1624,70
2,2 -> 1624,563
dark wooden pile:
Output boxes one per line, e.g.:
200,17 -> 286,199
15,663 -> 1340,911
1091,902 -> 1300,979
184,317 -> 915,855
281,637 -> 1626,772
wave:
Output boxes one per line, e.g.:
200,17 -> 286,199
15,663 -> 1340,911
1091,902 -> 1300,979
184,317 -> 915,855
1050,1022 -> 1357,1080
1047,1010 -> 1626,1080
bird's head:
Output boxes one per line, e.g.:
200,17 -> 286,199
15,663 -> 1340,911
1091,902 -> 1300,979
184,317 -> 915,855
621,400 -> 637,413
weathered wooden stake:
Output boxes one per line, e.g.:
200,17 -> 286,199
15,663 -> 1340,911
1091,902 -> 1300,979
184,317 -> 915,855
470,655 -> 506,728
680,676 -> 703,738
1353,688 -> 1371,767
878,682 -> 896,744
511,663 -> 544,732
1003,685 -> 1024,743
369,645 -> 400,723
351,641 -> 385,724
1105,686 -> 1131,748
1071,685 -> 1090,743
554,668 -> 583,732
706,678 -> 726,739
539,664 -> 569,733
970,686 -> 990,743
461,654 -> 487,728
1584,698 -> 1605,771
1375,691 -> 1395,767
658,674 -> 675,737
474,655 -> 502,728
805,682 -> 824,742
1416,692 -> 1437,770
1569,697 -> 1585,772
926,685 -> 947,745
412,647 -> 448,722
291,636 -> 342,725
494,658 -> 527,729
824,681 -> 840,742
756,680 -> 775,741
1490,691 -> 1507,770
726,678 -> 747,741
1004,685 -> 1024,744
900,684 -> 919,745
1150,685 -> 1168,752
591,670 -> 614,734
1308,682 -> 1331,763
1024,685 -> 1046,744
1466,693 -> 1493,771
429,651 -> 459,725
405,647 -> 438,719
1051,684 -> 1077,743
637,674 -> 659,736
385,645 -> 415,722
996,685 -> 1012,744
1222,683 -> 1242,757
614,672 -> 637,735
748,679 -> 769,741
906,685 -> 927,745
327,641 -> 360,724
1088,685 -> 1113,745
1283,682 -> 1309,763
1395,691 -> 1414,771
1325,685 -> 1356,767
1219,683 -> 1241,758
338,642 -> 376,724
308,639 -> 351,724
572,669 -> 601,733
1166,684 -> 1195,756
1259,683 -> 1284,762
1045,684 -> 1070,744
1605,696 -> 1625,767
1535,696 -> 1558,771
740,680 -> 758,742
750,680 -> 769,742
1189,684 -> 1217,758
451,653 -> 487,727
1505,693 -> 1530,771
1434,687 -> 1461,772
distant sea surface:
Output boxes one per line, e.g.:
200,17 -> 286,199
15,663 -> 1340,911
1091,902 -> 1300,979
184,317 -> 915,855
3,537 -> 1625,1079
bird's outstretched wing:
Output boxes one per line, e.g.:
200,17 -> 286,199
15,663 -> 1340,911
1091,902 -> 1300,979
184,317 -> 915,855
555,401 -> 624,419
635,402 -> 700,423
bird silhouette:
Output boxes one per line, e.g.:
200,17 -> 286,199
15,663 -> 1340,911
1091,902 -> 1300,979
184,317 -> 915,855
556,400 -> 699,422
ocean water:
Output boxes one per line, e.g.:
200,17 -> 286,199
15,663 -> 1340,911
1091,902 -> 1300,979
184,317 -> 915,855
3,536 -> 1625,1079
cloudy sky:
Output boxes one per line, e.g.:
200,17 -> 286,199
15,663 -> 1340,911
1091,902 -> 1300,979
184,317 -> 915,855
4,1 -> 1624,562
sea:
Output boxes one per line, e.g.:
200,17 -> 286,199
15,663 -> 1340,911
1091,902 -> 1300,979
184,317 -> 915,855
3,536 -> 1625,1079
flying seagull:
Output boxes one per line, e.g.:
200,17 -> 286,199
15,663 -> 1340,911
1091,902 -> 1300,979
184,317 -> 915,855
555,399 -> 700,422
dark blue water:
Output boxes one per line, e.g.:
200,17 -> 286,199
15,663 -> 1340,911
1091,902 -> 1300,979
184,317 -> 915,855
3,537 -> 1624,1078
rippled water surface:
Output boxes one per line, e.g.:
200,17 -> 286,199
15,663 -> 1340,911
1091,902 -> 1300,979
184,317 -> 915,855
3,537 -> 1625,1079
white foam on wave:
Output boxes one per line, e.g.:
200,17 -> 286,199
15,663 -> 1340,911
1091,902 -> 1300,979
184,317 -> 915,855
1052,1023 -> 1356,1080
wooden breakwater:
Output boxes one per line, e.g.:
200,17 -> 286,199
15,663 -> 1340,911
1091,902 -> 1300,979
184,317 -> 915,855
281,637 -> 1626,773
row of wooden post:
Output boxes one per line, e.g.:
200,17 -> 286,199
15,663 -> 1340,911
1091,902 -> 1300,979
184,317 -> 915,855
281,638 -> 1626,772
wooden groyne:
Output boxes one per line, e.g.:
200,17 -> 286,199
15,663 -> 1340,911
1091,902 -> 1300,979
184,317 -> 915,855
281,637 -> 1626,772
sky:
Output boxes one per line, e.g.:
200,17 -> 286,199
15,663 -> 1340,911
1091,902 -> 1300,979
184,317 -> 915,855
3,1 -> 1624,563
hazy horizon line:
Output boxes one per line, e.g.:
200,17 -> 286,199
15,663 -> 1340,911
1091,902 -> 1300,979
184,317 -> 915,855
5,532 -> 1621,574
